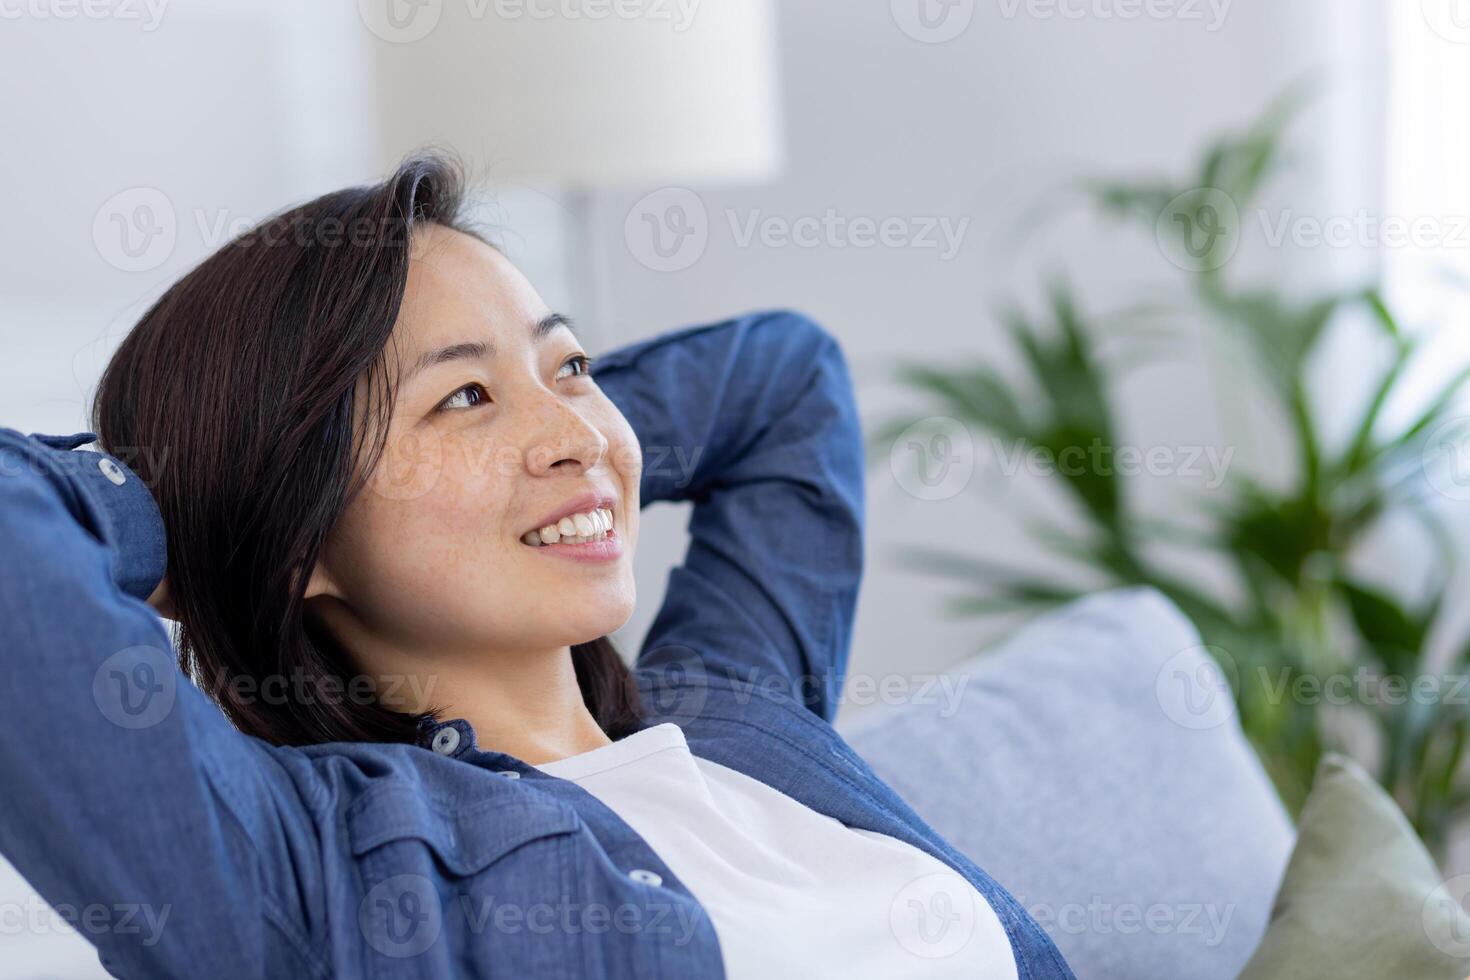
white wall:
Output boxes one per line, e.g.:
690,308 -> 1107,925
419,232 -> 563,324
592,0 -> 1388,710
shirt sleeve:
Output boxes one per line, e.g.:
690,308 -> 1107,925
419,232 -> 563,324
590,310 -> 867,723
0,427 -> 327,978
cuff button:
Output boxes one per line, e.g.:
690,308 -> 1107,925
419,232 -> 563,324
431,726 -> 461,755
98,457 -> 127,486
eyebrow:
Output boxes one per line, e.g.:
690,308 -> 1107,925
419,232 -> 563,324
406,313 -> 576,381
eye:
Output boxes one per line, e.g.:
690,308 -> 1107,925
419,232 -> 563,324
558,353 -> 594,380
436,382 -> 488,412
435,355 -> 592,413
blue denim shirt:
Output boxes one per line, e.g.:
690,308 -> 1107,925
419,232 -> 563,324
0,310 -> 1075,979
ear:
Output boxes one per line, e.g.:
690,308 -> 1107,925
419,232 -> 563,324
303,559 -> 345,602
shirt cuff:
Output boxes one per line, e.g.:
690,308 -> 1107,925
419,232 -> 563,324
8,428 -> 168,603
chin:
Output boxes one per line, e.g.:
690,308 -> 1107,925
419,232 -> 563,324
506,578 -> 635,645
570,590 -> 637,642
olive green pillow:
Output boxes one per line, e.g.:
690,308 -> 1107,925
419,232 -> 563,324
1238,753 -> 1470,980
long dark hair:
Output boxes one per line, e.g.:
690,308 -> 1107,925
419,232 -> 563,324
91,150 -> 642,747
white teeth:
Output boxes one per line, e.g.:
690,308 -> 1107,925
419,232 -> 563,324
521,506 -> 614,547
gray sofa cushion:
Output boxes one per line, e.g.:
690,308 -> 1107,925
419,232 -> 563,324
839,586 -> 1293,980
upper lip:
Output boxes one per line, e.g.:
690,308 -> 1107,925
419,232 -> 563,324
523,491 -> 617,537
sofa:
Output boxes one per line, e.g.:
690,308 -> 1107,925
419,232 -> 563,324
838,587 -> 1296,979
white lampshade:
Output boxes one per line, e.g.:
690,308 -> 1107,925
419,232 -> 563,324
366,0 -> 783,186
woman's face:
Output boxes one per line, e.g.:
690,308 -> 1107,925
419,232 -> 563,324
305,223 -> 641,667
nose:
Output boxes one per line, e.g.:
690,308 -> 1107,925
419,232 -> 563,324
523,395 -> 608,476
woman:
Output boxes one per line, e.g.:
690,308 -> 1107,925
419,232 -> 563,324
0,153 -> 1076,978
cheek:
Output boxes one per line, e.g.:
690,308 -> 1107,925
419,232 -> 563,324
369,420 -> 522,530
397,437 -> 524,581
330,444 -> 519,626
601,406 -> 643,493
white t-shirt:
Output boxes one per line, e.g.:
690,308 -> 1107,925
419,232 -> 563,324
534,722 -> 1018,979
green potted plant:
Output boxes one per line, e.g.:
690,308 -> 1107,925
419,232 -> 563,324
870,90 -> 1470,861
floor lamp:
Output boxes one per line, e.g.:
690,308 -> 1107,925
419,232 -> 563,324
365,0 -> 784,341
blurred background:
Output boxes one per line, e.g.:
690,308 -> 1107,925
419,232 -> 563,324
4,0 -> 1470,975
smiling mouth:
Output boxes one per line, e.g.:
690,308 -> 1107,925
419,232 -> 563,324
519,506 -> 615,547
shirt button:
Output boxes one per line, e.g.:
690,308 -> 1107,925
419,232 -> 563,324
431,727 -> 461,755
629,869 -> 662,887
494,770 -> 521,779
98,458 -> 127,486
